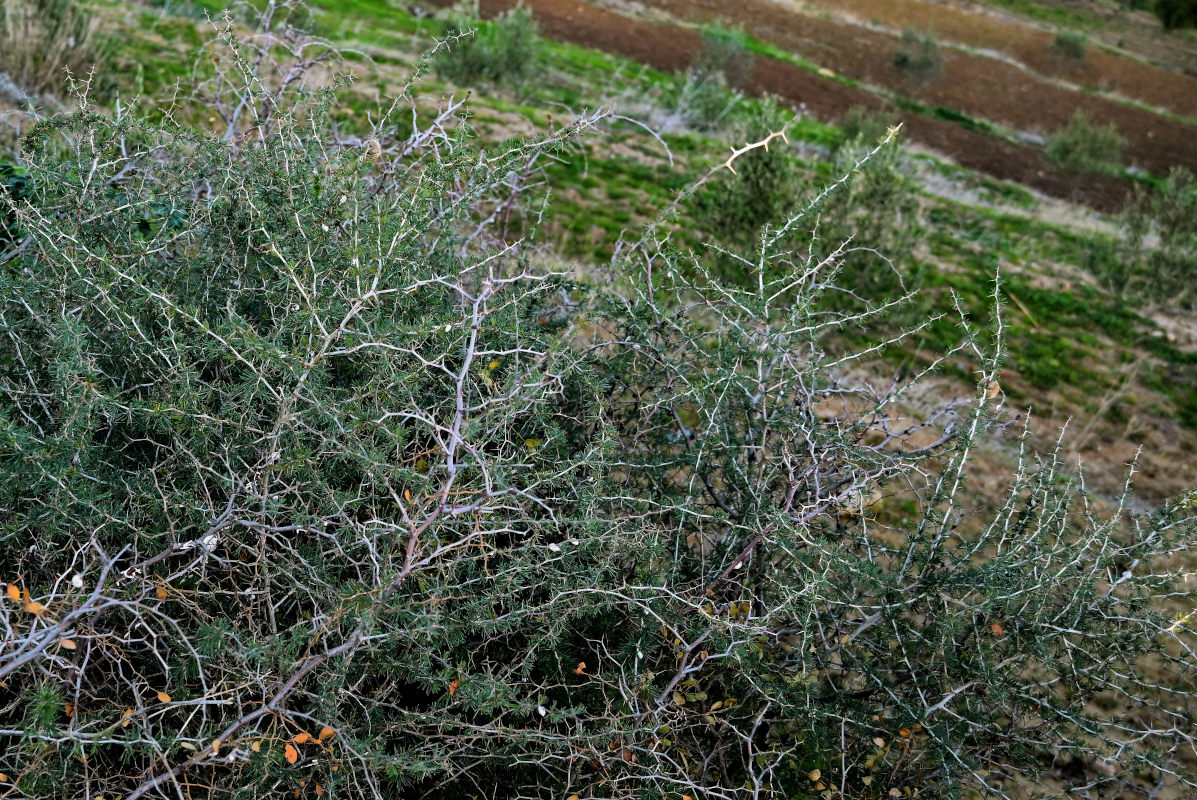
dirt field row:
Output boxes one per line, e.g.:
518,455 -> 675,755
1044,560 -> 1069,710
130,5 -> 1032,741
789,0 -> 1197,117
430,0 -> 1133,211
632,0 -> 1197,183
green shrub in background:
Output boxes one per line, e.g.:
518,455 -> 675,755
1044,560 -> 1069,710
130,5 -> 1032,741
693,26 -> 756,90
892,28 -> 944,89
1,5 -> 1194,800
433,1 -> 542,87
665,27 -> 755,132
1152,0 -> 1197,29
1121,166 -> 1197,306
1045,111 -> 1124,178
821,125 -> 921,280
689,96 -> 804,256
837,105 -> 901,153
1049,29 -> 1088,64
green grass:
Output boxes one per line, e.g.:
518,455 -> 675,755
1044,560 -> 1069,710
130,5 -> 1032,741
975,0 -> 1103,31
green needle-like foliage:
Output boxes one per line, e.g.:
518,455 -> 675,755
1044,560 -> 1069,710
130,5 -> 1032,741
0,6 -> 1194,800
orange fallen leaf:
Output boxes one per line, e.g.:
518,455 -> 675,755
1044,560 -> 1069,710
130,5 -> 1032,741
284,743 -> 299,764
899,728 -> 912,738
65,703 -> 75,718
121,707 -> 134,728
815,782 -> 826,791
157,691 -> 172,704
294,731 -> 311,744
5,583 -> 19,603
315,784 -> 325,797
448,678 -> 459,696
0,773 -> 8,782
573,662 -> 586,675
567,795 -> 580,800
251,740 -> 262,753
211,738 -> 221,755
23,599 -> 46,616
156,586 -> 168,601
991,623 -> 1005,635
317,726 -> 335,741
60,638 -> 77,650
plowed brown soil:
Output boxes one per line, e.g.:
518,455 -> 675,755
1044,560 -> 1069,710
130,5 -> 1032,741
791,0 -> 1197,118
633,0 -> 1197,182
430,0 -> 1133,211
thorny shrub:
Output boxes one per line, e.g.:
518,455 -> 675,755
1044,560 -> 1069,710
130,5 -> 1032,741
0,5 -> 1195,800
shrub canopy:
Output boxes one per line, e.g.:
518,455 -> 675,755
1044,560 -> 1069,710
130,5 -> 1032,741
1,10 -> 1195,800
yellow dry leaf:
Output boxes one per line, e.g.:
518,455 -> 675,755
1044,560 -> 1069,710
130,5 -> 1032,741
284,743 -> 299,764
318,726 -> 335,741
157,691 -> 171,704
60,638 -> 77,650
809,769 -> 822,781
293,731 -> 311,744
250,740 -> 262,753
672,691 -> 685,706
23,599 -> 46,615
5,583 -> 19,603
524,438 -> 542,450
211,738 -> 221,755
0,772 -> 7,782
120,708 -> 133,728
156,586 -> 168,601
815,782 -> 826,791
567,796 -> 579,800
